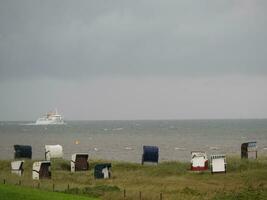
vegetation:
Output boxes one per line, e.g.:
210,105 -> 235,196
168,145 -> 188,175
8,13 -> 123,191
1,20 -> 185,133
1,156 -> 267,199
0,184 -> 98,200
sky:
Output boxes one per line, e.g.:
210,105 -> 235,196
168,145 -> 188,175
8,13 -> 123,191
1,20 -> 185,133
0,0 -> 267,121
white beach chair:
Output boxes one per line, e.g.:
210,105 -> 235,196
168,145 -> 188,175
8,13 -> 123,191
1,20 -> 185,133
45,144 -> 63,160
210,154 -> 226,174
11,160 -> 24,176
191,151 -> 208,171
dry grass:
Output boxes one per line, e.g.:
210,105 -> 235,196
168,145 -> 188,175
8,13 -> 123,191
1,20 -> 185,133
1,157 -> 267,199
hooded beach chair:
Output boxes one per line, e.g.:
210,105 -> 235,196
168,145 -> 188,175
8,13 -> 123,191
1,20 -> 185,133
241,142 -> 257,159
142,146 -> 159,165
45,144 -> 63,160
71,153 -> 89,172
32,161 -> 51,180
14,145 -> 32,159
94,163 -> 112,179
11,160 -> 24,176
191,151 -> 208,171
210,154 -> 226,174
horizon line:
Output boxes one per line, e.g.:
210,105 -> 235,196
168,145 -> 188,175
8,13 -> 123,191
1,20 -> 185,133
1,117 -> 267,122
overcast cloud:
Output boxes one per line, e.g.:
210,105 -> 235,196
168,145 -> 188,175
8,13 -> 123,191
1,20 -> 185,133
0,0 -> 266,120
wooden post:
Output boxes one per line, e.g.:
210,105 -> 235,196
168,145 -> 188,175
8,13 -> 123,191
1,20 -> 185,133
19,180 -> 21,185
38,183 -> 40,189
139,191 -> 142,200
123,189 -> 126,199
160,193 -> 163,200
3,179 -> 5,184
53,183 -> 55,192
67,184 -> 70,191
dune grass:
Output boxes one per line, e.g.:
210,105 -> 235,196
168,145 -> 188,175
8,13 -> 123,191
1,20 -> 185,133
1,157 -> 267,199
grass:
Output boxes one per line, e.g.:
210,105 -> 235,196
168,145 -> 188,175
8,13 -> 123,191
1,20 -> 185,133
213,185 -> 267,200
1,157 -> 267,199
0,184 -> 98,200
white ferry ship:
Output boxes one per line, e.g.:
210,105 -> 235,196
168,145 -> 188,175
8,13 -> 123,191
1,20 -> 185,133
35,109 -> 65,125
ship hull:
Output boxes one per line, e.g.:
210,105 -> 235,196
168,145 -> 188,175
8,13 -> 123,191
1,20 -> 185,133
35,120 -> 65,125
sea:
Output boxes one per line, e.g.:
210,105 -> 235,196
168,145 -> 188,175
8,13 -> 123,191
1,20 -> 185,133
0,119 -> 267,162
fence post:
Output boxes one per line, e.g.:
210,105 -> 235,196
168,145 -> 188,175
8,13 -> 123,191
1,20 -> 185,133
123,189 -> 126,199
3,179 -> 5,184
53,183 -> 55,192
38,182 -> 40,189
139,191 -> 142,200
160,192 -> 163,200
67,184 -> 70,191
18,180 -> 21,185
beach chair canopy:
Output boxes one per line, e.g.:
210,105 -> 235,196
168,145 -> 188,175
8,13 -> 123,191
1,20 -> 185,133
32,161 -> 51,180
45,144 -> 63,160
11,160 -> 24,176
210,154 -> 226,173
241,142 -> 257,159
14,145 -> 32,159
191,151 -> 208,171
94,163 -> 112,179
142,145 -> 159,164
71,153 -> 89,172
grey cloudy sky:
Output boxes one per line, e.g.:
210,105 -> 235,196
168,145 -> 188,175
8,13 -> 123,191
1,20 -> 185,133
0,0 -> 267,120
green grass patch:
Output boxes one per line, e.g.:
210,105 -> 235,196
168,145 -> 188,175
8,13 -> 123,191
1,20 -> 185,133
65,185 -> 120,198
0,184 -> 99,200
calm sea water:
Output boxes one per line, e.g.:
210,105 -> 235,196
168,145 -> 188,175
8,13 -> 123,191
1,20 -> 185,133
0,119 -> 267,162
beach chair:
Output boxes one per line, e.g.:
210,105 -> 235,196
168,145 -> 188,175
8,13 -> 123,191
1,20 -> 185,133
210,154 -> 226,174
71,153 -> 89,172
32,161 -> 51,180
14,145 -> 32,159
191,151 -> 208,171
94,163 -> 112,179
142,146 -> 159,165
241,142 -> 257,159
11,160 -> 24,176
45,144 -> 63,160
